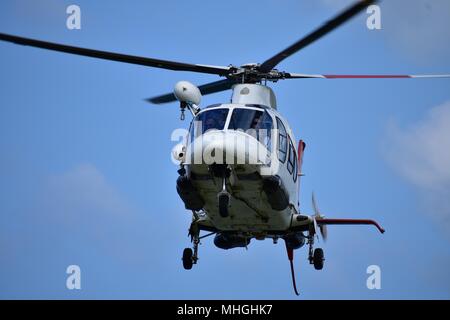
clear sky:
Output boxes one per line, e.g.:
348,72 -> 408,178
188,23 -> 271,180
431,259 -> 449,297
1,0 -> 449,299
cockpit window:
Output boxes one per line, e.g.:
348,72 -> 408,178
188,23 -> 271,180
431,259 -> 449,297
190,108 -> 229,141
228,108 -> 270,131
228,108 -> 273,150
199,108 -> 229,132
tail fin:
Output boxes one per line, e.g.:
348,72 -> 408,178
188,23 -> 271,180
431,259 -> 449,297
297,140 -> 305,177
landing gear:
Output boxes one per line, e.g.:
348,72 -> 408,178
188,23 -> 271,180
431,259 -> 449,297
182,221 -> 200,270
307,236 -> 325,270
182,248 -> 193,270
313,248 -> 324,270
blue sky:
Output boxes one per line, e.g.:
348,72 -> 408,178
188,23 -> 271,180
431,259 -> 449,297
1,0 -> 449,299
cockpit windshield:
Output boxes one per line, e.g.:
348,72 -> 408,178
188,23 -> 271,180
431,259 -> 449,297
228,108 -> 273,150
196,108 -> 228,132
189,108 -> 229,142
188,107 -> 273,151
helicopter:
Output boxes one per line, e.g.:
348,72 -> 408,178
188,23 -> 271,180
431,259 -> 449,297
1,0 -> 449,295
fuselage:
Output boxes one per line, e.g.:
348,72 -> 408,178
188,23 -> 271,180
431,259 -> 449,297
180,102 -> 302,238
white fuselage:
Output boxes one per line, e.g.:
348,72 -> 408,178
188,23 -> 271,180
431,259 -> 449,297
181,92 -> 301,237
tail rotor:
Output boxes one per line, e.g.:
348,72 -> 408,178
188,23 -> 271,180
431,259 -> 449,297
312,192 -> 328,241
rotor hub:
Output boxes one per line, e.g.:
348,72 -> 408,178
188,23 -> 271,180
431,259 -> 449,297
226,64 -> 287,84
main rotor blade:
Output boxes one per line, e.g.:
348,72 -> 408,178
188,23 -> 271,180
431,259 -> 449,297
0,33 -> 231,76
146,79 -> 235,104
285,73 -> 450,79
259,0 -> 377,72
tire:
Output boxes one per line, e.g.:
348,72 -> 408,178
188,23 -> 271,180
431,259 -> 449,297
313,248 -> 324,270
218,193 -> 229,218
182,248 -> 193,270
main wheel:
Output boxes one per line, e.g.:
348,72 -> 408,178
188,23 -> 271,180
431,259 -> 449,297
218,193 -> 229,218
313,248 -> 324,270
182,248 -> 193,270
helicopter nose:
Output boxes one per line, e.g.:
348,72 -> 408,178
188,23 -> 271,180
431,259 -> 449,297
188,130 -> 270,165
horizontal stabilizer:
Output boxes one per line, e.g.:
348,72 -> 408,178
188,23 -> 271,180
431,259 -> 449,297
316,218 -> 385,234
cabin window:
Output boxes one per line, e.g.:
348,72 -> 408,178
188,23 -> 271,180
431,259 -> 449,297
192,108 -> 229,137
229,108 -> 273,150
287,139 -> 295,175
276,117 -> 287,163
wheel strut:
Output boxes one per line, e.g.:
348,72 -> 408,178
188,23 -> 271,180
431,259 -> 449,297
183,222 -> 200,269
307,235 -> 314,264
192,234 -> 199,265
190,222 -> 200,264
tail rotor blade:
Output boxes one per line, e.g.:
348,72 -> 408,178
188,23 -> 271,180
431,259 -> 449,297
312,192 -> 327,241
312,192 -> 320,216
320,224 -> 328,241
